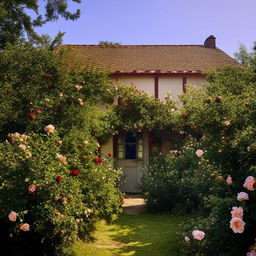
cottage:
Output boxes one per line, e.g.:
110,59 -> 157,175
66,35 -> 238,192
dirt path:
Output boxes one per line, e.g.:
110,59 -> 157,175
122,194 -> 146,214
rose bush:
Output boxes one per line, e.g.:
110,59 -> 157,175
0,44 -> 125,255
0,131 -> 122,255
141,140 -> 224,213
141,64 -> 256,255
176,65 -> 256,255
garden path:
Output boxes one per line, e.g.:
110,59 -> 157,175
122,194 -> 146,214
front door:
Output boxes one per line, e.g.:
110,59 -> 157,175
115,132 -> 148,193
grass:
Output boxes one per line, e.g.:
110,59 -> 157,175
73,212 -> 187,256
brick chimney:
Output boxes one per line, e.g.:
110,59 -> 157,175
204,35 -> 216,49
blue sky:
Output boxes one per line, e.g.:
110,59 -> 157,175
35,0 -> 256,57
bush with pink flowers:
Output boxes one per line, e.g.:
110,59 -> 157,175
176,65 -> 256,255
0,44 -> 125,255
141,64 -> 256,255
0,131 -> 122,255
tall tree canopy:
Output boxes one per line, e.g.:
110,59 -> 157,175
0,0 -> 81,49
234,42 -> 256,66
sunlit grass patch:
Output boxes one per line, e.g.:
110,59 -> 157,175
73,213 -> 187,256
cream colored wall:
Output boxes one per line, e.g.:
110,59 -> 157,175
101,136 -> 113,156
186,77 -> 208,87
114,76 -> 155,96
158,77 -> 183,102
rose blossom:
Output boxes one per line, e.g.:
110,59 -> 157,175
224,120 -> 231,126
247,146 -> 252,152
77,98 -> 84,106
243,176 -> 255,191
28,184 -> 36,193
71,169 -> 80,176
28,113 -> 36,120
19,223 -> 30,231
74,85 -> 83,91
237,192 -> 249,201
247,251 -> 256,256
56,176 -> 63,182
8,211 -> 17,222
184,236 -> 190,242
18,144 -> 26,151
192,230 -> 205,240
230,217 -> 245,233
44,124 -> 55,133
56,153 -> 67,163
231,207 -> 243,219
196,149 -> 204,158
226,175 -> 232,185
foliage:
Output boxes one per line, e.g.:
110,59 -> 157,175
0,0 -> 81,49
0,43 -> 125,255
0,131 -> 122,256
141,63 -> 256,255
234,42 -> 256,66
141,140 -> 224,213
98,41 -> 121,46
176,65 -> 256,255
112,83 -> 178,133
0,43 -> 115,141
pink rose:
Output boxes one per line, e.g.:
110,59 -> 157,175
231,207 -> 243,219
44,124 -> 55,133
8,211 -> 17,222
19,223 -> 30,231
77,98 -> 84,106
243,176 -> 255,191
226,175 -> 232,185
237,192 -> 249,201
184,236 -> 190,242
192,230 -> 205,240
247,250 -> 256,256
230,217 -> 245,233
28,184 -> 36,193
224,120 -> 231,126
196,149 -> 204,158
56,153 -> 67,163
18,144 -> 26,151
74,85 -> 83,91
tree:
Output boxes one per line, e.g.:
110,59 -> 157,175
0,0 -> 81,49
234,42 -> 256,66
99,41 -> 121,46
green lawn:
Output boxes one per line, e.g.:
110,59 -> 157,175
73,213 -> 186,256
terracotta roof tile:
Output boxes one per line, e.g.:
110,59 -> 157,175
63,45 -> 239,73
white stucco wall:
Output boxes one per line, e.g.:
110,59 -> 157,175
186,77 -> 208,87
158,77 -> 183,102
114,76 -> 155,96
112,75 -> 207,102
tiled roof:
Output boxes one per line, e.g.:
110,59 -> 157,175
63,44 -> 239,73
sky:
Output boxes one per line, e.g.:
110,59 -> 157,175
35,0 -> 256,57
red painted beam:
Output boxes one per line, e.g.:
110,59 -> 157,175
154,76 -> 159,98
182,77 -> 187,93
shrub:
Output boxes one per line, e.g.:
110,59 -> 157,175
141,141 -> 223,213
0,131 -> 122,255
0,43 -> 124,255
176,65 -> 256,255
